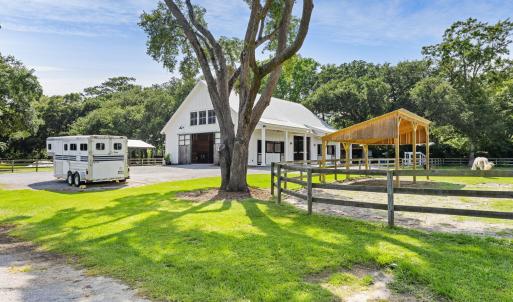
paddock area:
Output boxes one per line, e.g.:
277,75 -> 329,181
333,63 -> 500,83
272,162 -> 513,238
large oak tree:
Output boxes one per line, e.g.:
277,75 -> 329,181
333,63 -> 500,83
140,0 -> 314,191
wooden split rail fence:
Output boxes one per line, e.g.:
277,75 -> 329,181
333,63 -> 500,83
271,162 -> 513,227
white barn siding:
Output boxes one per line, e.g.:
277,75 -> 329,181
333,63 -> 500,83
162,81 -> 337,166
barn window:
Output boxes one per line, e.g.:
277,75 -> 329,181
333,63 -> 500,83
179,134 -> 190,146
199,110 -> 207,125
80,144 -> 88,151
114,143 -> 122,150
208,110 -> 216,124
96,143 -> 105,150
259,140 -> 284,153
190,112 -> 198,126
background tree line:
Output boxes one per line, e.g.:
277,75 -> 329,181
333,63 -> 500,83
1,17 -> 512,159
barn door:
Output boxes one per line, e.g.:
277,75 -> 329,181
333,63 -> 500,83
178,134 -> 191,164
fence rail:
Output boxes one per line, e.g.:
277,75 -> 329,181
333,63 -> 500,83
0,157 -> 164,173
271,162 -> 513,227
128,158 -> 163,166
0,159 -> 53,173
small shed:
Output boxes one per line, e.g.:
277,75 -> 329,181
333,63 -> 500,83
321,109 -> 431,186
128,139 -> 156,158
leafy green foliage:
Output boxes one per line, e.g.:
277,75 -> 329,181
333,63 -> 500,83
70,79 -> 194,151
422,18 -> 513,155
269,55 -> 319,102
304,76 -> 390,128
0,53 -> 42,150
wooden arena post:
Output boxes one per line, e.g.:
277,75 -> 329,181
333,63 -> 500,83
426,126 -> 430,180
363,144 -> 369,170
412,121 -> 417,184
395,117 -> 401,187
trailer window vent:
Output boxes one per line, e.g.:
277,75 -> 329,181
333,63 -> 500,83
80,144 -> 88,151
47,144 -> 52,150
64,144 -> 68,151
70,144 -> 77,151
96,143 -> 105,150
114,143 -> 122,150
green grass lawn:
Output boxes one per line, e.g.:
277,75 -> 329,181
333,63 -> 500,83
0,174 -> 512,301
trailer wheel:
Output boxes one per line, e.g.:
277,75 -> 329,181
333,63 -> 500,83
66,172 -> 73,186
73,172 -> 81,187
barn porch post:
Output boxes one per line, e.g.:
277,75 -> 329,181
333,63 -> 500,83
321,139 -> 327,182
261,126 -> 266,166
412,121 -> 418,184
284,130 -> 289,162
343,142 -> 350,180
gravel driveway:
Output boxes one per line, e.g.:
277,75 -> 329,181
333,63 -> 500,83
0,226 -> 149,302
0,164 -> 269,191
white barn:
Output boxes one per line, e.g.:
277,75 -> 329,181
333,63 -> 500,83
161,81 -> 340,166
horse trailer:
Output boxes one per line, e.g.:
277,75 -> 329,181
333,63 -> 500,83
46,135 -> 129,186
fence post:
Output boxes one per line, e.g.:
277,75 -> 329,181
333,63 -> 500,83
387,171 -> 394,227
11,160 -> 14,173
35,159 -> 39,172
271,162 -> 275,196
334,160 -> 338,181
277,164 -> 282,204
307,167 -> 313,214
284,169 -> 288,189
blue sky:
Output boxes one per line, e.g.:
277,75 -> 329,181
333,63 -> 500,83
1,0 -> 512,95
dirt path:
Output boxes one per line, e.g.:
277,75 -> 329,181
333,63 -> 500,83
286,179 -> 513,238
0,226 -> 150,302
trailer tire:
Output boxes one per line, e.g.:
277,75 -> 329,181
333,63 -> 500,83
66,172 -> 73,186
73,172 -> 81,187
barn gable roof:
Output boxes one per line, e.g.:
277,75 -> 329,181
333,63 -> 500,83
162,80 -> 334,134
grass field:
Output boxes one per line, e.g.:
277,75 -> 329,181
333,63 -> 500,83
0,174 -> 512,301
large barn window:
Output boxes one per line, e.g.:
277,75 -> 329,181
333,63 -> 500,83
199,111 -> 207,125
190,112 -> 198,126
258,140 -> 284,153
208,110 -> 216,124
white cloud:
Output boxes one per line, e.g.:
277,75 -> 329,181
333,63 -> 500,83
0,0 -> 152,36
30,65 -> 66,72
311,0 -> 513,46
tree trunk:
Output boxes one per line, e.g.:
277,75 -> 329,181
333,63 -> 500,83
468,143 -> 475,167
218,136 -> 233,191
226,137 -> 250,192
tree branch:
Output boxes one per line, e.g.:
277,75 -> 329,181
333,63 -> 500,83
258,0 -> 314,77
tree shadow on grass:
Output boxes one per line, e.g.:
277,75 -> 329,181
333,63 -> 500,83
1,188 -> 513,301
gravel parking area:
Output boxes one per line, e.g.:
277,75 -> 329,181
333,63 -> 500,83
0,164 -> 269,191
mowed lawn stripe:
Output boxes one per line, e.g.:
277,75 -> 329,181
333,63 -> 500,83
0,174 -> 512,301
